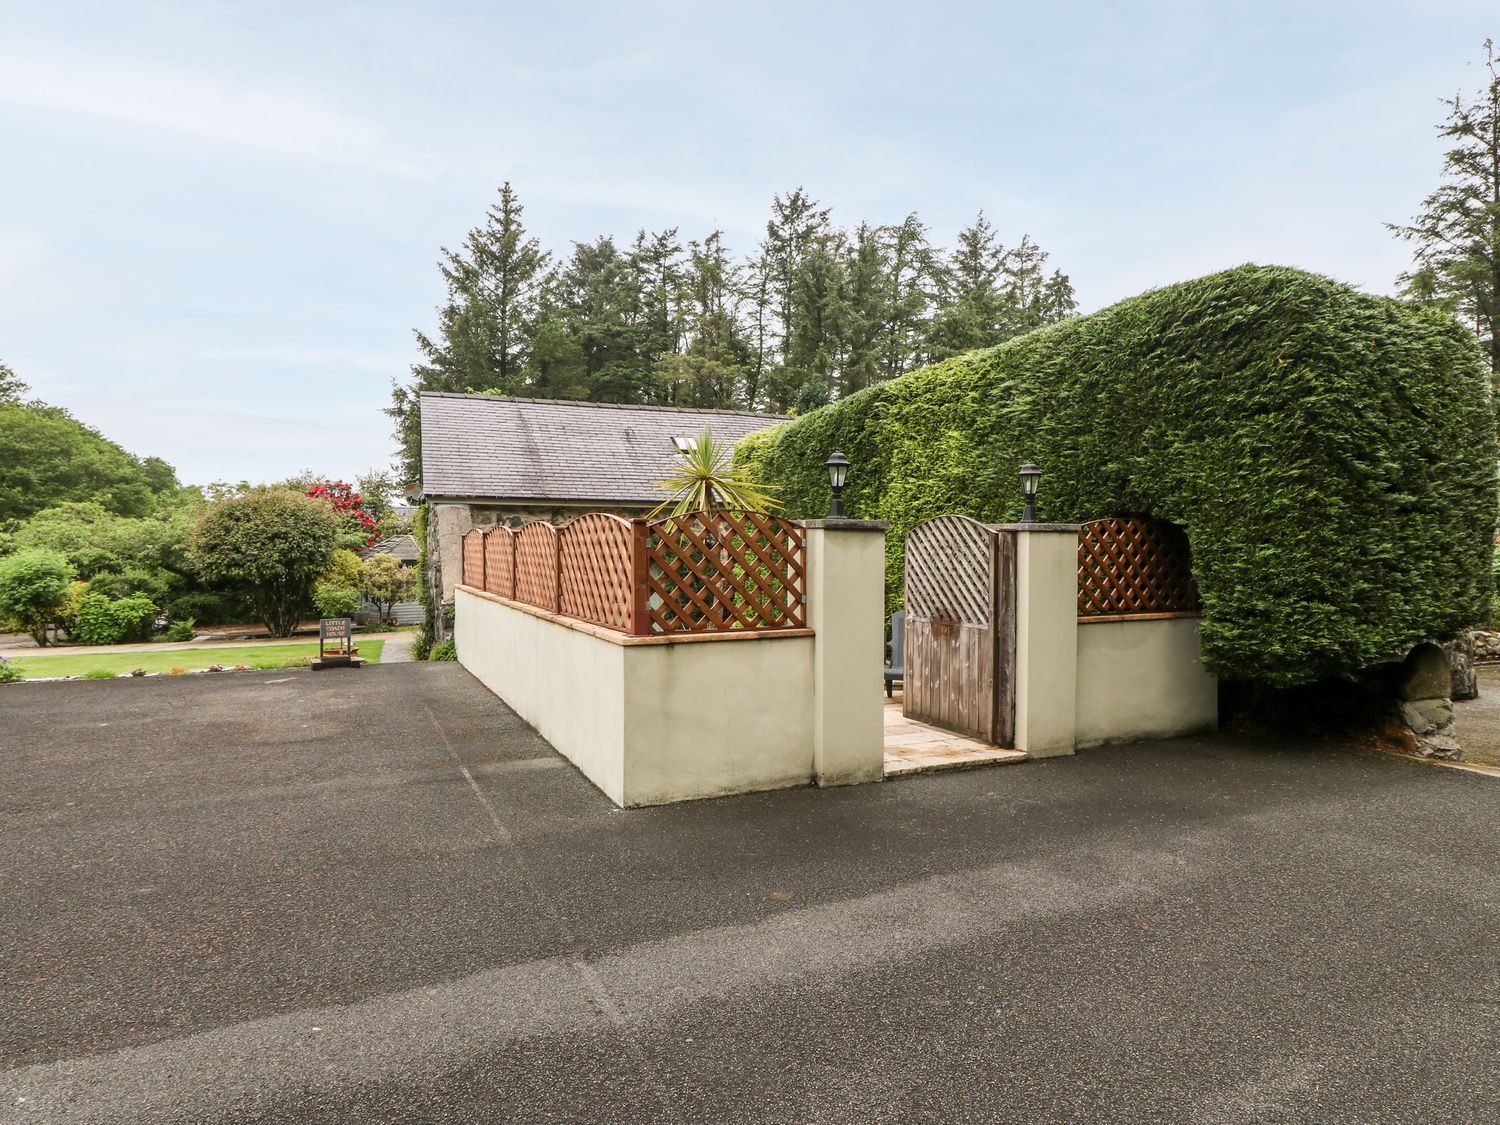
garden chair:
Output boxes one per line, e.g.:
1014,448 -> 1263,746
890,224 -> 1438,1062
885,611 -> 905,697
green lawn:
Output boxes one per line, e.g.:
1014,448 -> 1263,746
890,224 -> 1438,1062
7,640 -> 385,680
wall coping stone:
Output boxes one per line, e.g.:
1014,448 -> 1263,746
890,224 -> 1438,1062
456,586 -> 815,647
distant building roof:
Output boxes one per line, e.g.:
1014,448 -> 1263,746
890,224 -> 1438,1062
418,392 -> 788,504
360,534 -> 419,562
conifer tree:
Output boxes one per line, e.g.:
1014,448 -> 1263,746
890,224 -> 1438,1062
1391,38 -> 1500,381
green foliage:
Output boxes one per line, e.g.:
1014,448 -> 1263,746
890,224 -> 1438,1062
323,549 -> 365,590
188,490 -> 340,637
166,591 -> 247,627
0,396 -> 178,522
738,265 -> 1499,686
427,639 -> 457,661
73,592 -> 157,646
312,581 -> 363,618
0,653 -> 21,683
651,427 -> 781,515
388,184 -> 1077,474
362,552 -> 417,622
1391,38 -> 1500,382
161,618 -> 197,642
0,501 -> 195,581
0,549 -> 75,645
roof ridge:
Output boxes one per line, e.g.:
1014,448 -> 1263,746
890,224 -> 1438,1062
419,390 -> 789,419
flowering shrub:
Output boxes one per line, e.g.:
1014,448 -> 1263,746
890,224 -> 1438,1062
0,654 -> 21,683
306,480 -> 378,548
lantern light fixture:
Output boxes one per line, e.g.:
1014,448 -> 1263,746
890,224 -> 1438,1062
1020,462 -> 1042,523
825,451 -> 851,518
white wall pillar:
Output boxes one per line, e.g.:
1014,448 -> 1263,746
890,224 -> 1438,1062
803,520 -> 889,787
1009,524 -> 1081,758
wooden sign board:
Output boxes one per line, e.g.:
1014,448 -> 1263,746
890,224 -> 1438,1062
314,618 -> 360,669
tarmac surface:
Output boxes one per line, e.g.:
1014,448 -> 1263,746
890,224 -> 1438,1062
3,665 -> 1499,1123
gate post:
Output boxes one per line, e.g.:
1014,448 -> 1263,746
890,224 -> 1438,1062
1005,523 -> 1082,758
802,519 -> 889,787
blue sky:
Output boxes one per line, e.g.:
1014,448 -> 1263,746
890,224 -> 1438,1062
1,1 -> 1494,486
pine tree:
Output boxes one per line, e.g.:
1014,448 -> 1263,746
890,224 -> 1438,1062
879,213 -> 938,380
388,183 -> 549,477
838,223 -> 887,396
1391,38 -> 1500,381
927,211 -> 1007,360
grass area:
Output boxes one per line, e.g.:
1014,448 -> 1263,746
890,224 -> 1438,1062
7,640 -> 385,680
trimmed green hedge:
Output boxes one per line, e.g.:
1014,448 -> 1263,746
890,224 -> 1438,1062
738,265 -> 1498,686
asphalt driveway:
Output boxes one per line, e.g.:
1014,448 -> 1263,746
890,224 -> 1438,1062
3,665 -> 1499,1123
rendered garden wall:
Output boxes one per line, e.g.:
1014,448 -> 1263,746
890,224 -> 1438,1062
737,265 -> 1498,686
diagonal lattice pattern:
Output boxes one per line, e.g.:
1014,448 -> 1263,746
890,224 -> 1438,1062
461,529 -> 486,590
904,514 -> 995,625
642,510 -> 805,634
1077,517 -> 1201,617
513,522 -> 560,612
484,527 -> 516,599
558,514 -> 635,632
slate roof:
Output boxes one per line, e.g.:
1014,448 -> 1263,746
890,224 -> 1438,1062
419,392 -> 789,503
359,534 -> 419,562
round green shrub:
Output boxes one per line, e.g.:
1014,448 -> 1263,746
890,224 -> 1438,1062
312,581 -> 363,619
737,265 -> 1499,686
427,639 -> 457,661
0,548 -> 75,645
73,592 -> 158,646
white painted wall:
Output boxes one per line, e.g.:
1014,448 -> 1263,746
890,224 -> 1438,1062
1075,616 -> 1218,748
804,522 -> 888,786
456,588 -> 826,806
1012,528 -> 1081,758
622,636 -> 815,805
455,588 -> 628,803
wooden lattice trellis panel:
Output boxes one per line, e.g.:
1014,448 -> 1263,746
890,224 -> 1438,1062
513,521 -> 560,611
483,526 -> 515,598
461,529 -> 486,590
642,509 -> 805,634
1077,517 -> 1201,617
558,514 -> 635,632
904,514 -> 996,625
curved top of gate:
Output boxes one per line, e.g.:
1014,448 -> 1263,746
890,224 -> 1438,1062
904,514 -> 997,626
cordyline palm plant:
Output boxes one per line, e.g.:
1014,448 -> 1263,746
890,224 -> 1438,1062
651,428 -> 781,515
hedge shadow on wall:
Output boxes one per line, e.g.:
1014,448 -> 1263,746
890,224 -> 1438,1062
736,265 -> 1498,686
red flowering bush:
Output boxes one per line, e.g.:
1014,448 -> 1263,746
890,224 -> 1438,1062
306,480 -> 378,548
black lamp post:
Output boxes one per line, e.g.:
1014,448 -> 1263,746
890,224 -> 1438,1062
1020,462 -> 1042,522
825,451 -> 850,518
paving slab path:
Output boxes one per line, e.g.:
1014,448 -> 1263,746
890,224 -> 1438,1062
4,666 -> 1500,1122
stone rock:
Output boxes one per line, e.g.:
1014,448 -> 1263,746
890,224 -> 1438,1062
1474,629 -> 1500,662
1398,644 -> 1452,702
1400,697 -> 1454,735
1442,630 -> 1478,700
1416,731 -> 1462,760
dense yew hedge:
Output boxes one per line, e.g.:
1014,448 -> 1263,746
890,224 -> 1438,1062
737,265 -> 1498,686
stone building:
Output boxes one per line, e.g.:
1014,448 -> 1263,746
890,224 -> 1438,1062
416,392 -> 788,628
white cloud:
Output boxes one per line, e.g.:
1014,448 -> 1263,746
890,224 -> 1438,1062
0,36 -> 424,176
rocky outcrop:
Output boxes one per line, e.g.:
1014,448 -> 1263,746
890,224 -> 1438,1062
1396,644 -> 1462,760
1443,630 -> 1478,701
1473,628 -> 1500,662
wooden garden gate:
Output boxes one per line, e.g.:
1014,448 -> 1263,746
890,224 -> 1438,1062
903,515 -> 1017,746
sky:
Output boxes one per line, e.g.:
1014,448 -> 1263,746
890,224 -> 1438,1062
0,0 -> 1495,487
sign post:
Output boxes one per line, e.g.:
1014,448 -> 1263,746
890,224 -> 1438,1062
312,617 -> 362,671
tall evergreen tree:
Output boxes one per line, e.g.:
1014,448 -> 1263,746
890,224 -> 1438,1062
927,211 -> 1006,360
388,183 -> 549,478
878,213 -> 939,380
1391,38 -> 1500,382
